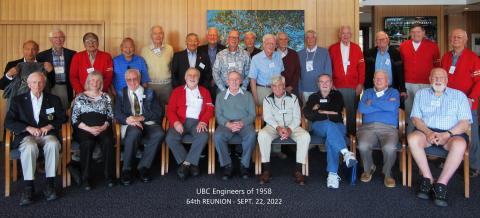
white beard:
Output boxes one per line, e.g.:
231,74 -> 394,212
432,83 -> 446,92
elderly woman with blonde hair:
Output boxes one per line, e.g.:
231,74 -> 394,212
71,71 -> 115,190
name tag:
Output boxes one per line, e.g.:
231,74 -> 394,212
199,62 -> 206,69
153,48 -> 161,55
87,68 -> 95,74
306,60 -> 314,72
278,109 -> 287,114
385,59 -> 391,65
228,62 -> 236,68
142,94 -> 146,99
431,100 -> 441,107
319,99 -> 328,103
46,107 -> 55,114
376,91 -> 385,98
54,66 -> 64,74
269,62 -> 275,68
449,66 -> 456,74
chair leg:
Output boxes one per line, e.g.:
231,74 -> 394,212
464,153 -> 470,198
116,143 -> 121,179
407,149 -> 412,187
211,138 -> 216,175
256,144 -> 261,175
160,142 -> 165,176
208,136 -> 213,175
402,149 -> 406,186
12,160 -> 18,182
5,156 -> 11,197
165,145 -> 169,174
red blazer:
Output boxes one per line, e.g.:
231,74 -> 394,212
70,50 -> 113,94
329,42 -> 365,88
441,48 -> 480,110
167,85 -> 214,126
400,39 -> 440,84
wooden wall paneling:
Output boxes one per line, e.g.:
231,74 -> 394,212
465,11 -> 480,50
0,0 -> 62,20
317,0 -> 359,47
124,0 -> 188,53
0,24 -> 5,139
65,24 -> 105,52
187,0 -> 251,44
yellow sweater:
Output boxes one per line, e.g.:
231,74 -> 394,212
141,44 -> 173,83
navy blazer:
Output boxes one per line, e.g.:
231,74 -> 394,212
171,49 -> 212,89
37,48 -> 77,102
364,46 -> 405,93
114,87 -> 163,125
5,92 -> 67,148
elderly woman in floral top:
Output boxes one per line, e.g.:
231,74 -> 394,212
72,71 -> 114,190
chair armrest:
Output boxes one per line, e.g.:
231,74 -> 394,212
255,116 -> 263,133
355,111 -> 362,131
208,117 -> 215,134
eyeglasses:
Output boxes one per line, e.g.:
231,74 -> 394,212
126,78 -> 139,82
84,40 -> 98,44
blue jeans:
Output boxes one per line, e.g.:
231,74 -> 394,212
311,120 -> 347,173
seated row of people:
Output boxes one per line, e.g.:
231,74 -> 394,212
6,67 -> 470,208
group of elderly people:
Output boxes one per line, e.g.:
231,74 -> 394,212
2,23 -> 479,208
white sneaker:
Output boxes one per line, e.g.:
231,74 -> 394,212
343,151 -> 358,168
327,173 -> 341,189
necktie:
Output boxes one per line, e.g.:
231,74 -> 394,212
133,93 -> 141,115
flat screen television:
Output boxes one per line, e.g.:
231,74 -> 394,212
384,16 -> 437,48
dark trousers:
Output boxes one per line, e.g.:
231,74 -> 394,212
123,124 -> 164,171
75,127 -> 114,181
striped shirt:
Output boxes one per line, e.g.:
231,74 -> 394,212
52,48 -> 66,82
411,87 -> 472,130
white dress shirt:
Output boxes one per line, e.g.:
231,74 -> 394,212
412,41 -> 421,51
128,86 -> 144,115
340,42 -> 350,74
31,91 -> 43,124
185,85 -> 203,119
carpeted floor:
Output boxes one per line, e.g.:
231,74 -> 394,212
0,146 -> 479,217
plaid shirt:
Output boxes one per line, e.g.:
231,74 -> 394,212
52,48 -> 66,83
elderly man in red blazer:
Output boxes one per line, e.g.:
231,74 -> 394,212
166,68 -> 214,180
328,25 -> 365,134
441,28 -> 480,177
399,23 -> 440,132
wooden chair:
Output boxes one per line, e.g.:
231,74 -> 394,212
407,127 -> 471,198
4,124 -> 67,197
161,117 -> 215,175
65,110 -> 121,187
352,109 -> 407,186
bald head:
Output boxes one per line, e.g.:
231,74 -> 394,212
375,31 -> 389,51
339,25 -> 352,44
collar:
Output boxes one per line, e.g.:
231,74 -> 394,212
187,50 -> 197,55
341,41 -> 350,47
227,47 -> 239,54
277,48 -> 288,55
377,47 -> 389,54
129,86 -> 144,96
268,91 -> 292,99
24,58 -> 37,62
306,46 -> 317,53
428,86 -> 450,96
184,84 -> 199,91
30,91 -> 43,101
150,43 -> 165,49
224,88 -> 244,99
452,49 -> 464,57
374,87 -> 388,93
52,48 -> 64,56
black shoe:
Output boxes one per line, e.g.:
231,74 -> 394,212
121,170 -> 132,186
82,180 -> 92,191
106,178 -> 115,188
240,166 -> 250,179
190,165 -> 200,177
43,184 -> 58,201
177,164 -> 190,180
67,164 -> 82,186
138,168 -> 152,183
19,186 -> 34,206
433,183 -> 448,207
416,177 -> 433,200
222,165 -> 233,180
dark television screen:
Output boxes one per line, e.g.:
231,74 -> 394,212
384,16 -> 437,48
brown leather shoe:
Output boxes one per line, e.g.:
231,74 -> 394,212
293,170 -> 305,185
384,176 -> 396,188
360,165 -> 376,183
259,170 -> 272,185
